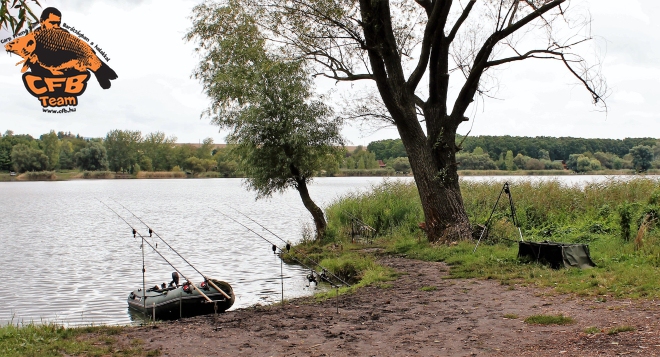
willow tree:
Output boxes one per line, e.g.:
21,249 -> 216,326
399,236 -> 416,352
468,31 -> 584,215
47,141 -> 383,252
0,0 -> 40,35
191,0 -> 605,242
187,6 -> 344,240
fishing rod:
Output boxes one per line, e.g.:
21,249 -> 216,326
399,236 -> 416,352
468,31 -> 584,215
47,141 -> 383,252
227,207 -> 352,288
99,200 -> 214,303
110,198 -> 231,299
98,199 -> 147,309
214,209 -> 315,272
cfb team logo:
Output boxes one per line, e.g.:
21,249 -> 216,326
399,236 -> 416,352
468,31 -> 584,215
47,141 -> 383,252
3,7 -> 117,112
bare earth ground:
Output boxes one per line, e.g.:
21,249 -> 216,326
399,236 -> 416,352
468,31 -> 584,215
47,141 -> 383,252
107,257 -> 660,356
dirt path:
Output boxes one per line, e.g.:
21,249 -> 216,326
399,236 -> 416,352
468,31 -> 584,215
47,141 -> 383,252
112,257 -> 660,356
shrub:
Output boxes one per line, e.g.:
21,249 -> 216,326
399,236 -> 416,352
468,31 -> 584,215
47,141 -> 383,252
17,171 -> 56,180
82,171 -> 115,179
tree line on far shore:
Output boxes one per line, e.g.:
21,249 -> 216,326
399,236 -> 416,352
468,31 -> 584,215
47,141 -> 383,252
368,137 -> 660,173
2,129 -> 659,175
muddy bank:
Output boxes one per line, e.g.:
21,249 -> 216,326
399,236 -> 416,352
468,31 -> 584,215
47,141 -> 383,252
106,257 -> 660,356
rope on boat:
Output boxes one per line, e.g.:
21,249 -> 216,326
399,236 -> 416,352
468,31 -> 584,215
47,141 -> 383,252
109,198 -> 232,301
227,206 -> 352,288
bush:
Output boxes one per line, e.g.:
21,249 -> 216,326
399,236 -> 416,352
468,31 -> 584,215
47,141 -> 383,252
524,158 -> 544,170
17,171 -> 56,180
82,171 -> 115,179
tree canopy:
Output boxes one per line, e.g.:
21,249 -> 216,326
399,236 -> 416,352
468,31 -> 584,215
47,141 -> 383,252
188,3 -> 344,239
195,0 -> 607,242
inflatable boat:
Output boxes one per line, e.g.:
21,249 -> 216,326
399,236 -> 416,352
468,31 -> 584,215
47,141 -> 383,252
128,278 -> 235,319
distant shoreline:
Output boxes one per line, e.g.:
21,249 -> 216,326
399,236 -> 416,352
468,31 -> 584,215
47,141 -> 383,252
1,169 -> 658,182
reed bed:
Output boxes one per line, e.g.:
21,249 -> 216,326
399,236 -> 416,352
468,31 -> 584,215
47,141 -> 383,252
319,178 -> 660,299
82,171 -> 115,179
136,171 -> 187,179
16,171 -> 57,181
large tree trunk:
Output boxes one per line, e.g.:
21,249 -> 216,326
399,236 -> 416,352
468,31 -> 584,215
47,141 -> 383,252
294,177 -> 327,241
358,0 -> 472,243
397,110 -> 472,243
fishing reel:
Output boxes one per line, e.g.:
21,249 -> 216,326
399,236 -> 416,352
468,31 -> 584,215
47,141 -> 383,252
200,280 -> 210,290
182,281 -> 193,294
306,270 -> 318,287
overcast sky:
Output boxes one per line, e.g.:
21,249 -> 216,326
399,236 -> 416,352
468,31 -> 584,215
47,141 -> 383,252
0,0 -> 658,145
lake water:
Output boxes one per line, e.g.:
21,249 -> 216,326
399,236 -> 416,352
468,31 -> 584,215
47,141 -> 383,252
0,175 -> 654,326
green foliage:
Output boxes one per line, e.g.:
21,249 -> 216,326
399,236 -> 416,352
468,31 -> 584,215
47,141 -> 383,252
391,157 -> 411,173
524,315 -> 574,325
141,131 -> 177,171
606,326 -> 635,335
10,143 -> 48,172
39,131 -> 61,170
420,286 -> 437,291
82,171 -> 115,179
459,135 -> 656,161
618,203 -> 634,241
456,151 -> 498,170
188,2 -> 343,198
324,178 -> 660,299
105,130 -> 141,173
325,180 -> 422,236
584,326 -> 601,334
0,0 -> 40,35
20,171 -> 56,180
504,150 -> 515,171
367,139 -> 407,160
0,323 -> 155,357
75,141 -> 109,171
630,145 -> 654,172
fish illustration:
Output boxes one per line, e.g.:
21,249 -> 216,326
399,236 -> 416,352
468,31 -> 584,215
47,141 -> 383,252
5,28 -> 118,89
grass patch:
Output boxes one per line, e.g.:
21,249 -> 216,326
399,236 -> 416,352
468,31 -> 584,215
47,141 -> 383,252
524,314 -> 574,325
503,313 -> 519,319
584,326 -> 601,334
420,286 -> 437,292
0,323 -> 158,357
317,178 -> 660,300
607,326 -> 636,335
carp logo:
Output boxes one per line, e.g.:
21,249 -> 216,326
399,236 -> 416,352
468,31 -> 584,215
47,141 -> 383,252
3,7 -> 117,111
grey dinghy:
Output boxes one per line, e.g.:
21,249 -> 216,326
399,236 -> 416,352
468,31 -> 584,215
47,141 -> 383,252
128,279 -> 235,319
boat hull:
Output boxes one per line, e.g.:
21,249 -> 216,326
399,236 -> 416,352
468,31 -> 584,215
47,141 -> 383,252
127,279 -> 234,319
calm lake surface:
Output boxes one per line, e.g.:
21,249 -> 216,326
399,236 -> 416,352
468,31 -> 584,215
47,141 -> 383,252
0,175 -> 653,326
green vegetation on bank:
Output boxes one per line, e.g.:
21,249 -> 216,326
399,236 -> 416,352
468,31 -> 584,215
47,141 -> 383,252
3,130 -> 660,181
0,323 -> 159,357
300,178 -> 660,300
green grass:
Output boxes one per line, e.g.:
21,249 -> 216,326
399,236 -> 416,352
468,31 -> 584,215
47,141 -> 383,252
0,323 -> 159,357
503,313 -> 518,319
316,178 -> 660,300
584,326 -> 601,334
420,286 -> 437,292
607,326 -> 636,335
524,314 -> 574,325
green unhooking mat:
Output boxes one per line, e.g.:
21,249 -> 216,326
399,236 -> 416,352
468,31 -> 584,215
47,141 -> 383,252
518,241 -> 596,269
